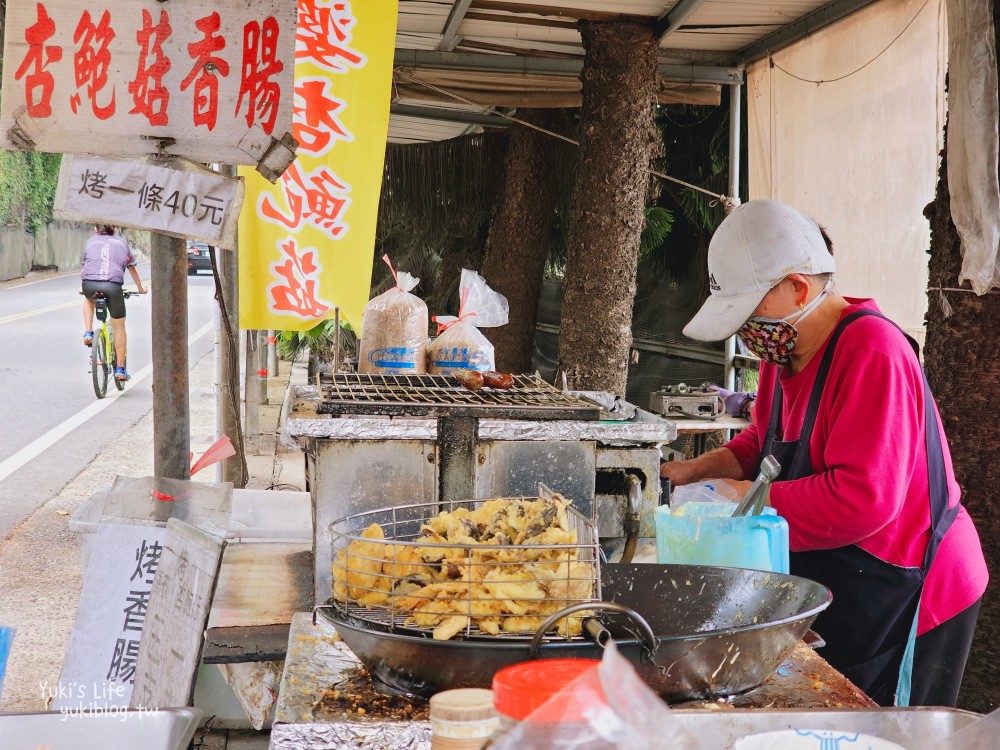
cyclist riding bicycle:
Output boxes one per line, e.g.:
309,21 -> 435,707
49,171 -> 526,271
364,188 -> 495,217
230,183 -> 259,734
81,225 -> 146,381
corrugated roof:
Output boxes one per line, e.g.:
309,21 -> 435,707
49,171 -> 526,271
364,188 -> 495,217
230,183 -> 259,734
388,0 -> 876,142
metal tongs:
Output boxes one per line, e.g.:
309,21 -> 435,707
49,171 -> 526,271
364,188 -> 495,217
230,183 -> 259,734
731,455 -> 781,517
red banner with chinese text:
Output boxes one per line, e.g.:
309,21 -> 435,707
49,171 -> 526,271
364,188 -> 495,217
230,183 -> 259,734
237,0 -> 397,331
0,0 -> 296,165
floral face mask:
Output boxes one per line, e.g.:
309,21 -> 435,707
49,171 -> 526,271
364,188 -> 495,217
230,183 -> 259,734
737,281 -> 831,365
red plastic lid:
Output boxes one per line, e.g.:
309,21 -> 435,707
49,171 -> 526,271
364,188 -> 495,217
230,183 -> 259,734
492,659 -> 602,722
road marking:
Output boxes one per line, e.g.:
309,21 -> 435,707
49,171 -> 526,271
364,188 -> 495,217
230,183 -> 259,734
0,301 -> 79,325
0,277 -> 152,326
0,264 -> 151,291
0,319 -> 214,484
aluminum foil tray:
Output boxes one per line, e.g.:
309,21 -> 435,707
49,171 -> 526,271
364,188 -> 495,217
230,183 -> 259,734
272,612 -> 431,750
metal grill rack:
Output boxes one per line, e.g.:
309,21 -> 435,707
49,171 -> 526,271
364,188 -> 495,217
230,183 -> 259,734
328,496 -> 601,642
316,373 -> 601,420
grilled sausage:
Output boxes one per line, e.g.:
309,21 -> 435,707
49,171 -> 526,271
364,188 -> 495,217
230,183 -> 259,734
482,372 -> 514,389
455,370 -> 485,390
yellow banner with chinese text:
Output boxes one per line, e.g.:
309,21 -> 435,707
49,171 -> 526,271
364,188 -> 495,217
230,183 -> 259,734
237,0 -> 397,331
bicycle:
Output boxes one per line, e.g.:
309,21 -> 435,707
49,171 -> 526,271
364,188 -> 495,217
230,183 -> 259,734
88,289 -> 143,399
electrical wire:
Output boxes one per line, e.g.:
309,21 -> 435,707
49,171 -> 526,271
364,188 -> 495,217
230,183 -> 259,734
770,0 -> 931,85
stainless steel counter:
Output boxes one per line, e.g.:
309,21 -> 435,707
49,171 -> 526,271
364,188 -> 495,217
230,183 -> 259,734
272,614 -> 979,749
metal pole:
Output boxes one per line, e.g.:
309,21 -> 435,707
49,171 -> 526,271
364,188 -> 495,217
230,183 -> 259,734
245,330 -> 260,451
151,232 -> 191,480
214,303 -> 224,483
333,308 -> 340,373
724,82 -> 742,393
214,166 -> 244,485
257,330 -> 269,405
267,329 -> 279,379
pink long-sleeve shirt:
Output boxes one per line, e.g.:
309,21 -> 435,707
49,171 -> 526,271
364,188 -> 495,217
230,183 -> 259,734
726,299 -> 987,635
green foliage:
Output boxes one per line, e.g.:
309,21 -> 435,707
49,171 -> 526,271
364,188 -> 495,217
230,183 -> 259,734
277,320 -> 356,364
0,149 -> 62,232
643,102 -> 740,282
639,206 -> 674,258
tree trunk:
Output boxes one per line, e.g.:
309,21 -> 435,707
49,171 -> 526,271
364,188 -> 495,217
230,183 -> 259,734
480,109 -> 561,373
556,21 -> 659,395
428,226 -> 489,317
924,71 -> 1000,715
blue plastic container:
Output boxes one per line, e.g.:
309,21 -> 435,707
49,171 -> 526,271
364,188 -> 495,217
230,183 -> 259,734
0,627 -> 14,699
655,502 -> 790,573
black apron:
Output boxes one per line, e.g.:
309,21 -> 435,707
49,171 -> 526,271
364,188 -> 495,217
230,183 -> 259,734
759,310 -> 960,706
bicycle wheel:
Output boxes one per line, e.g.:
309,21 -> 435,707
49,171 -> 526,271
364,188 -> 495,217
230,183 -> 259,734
91,328 -> 109,399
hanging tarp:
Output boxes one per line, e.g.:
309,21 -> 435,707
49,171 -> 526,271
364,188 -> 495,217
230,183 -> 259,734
945,0 -> 1000,294
747,0 -> 947,340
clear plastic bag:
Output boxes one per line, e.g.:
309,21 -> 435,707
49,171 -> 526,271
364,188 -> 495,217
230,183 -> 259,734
915,705 -> 1000,749
669,480 -> 740,511
358,255 -> 429,375
429,269 -> 509,375
489,642 -> 705,750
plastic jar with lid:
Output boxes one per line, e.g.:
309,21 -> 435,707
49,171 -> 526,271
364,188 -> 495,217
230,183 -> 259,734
490,659 -> 614,749
430,688 -> 500,750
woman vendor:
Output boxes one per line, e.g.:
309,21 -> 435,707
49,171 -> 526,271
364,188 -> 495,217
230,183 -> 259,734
661,199 -> 987,707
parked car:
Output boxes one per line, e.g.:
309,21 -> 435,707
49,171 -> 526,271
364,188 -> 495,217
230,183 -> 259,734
187,241 -> 212,275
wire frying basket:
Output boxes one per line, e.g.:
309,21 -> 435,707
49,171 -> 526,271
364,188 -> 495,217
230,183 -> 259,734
329,489 -> 601,642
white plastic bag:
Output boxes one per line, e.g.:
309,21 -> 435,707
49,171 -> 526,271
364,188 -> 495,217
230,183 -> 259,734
358,255 -> 428,374
489,642 -> 706,750
428,269 -> 509,375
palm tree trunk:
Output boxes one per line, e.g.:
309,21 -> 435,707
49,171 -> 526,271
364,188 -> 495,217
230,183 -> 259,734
556,20 -> 659,395
480,109 -> 562,373
924,28 -> 1000,709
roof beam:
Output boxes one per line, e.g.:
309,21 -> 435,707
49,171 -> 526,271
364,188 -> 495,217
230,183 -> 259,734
390,103 -> 510,128
739,0 -> 879,64
394,49 -> 744,85
653,0 -> 709,39
438,0 -> 475,52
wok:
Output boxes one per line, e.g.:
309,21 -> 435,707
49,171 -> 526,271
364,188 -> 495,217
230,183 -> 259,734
315,563 -> 831,701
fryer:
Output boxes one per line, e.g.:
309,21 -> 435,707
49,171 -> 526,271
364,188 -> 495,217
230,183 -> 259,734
314,563 -> 831,702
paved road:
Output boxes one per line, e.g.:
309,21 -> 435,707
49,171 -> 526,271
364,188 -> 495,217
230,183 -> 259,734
0,266 -> 217,540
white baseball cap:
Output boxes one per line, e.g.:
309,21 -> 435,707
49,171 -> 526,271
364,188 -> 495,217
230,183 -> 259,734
683,199 -> 836,341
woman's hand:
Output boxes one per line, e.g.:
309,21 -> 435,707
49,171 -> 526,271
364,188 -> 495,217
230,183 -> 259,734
660,447 -> 746,487
718,478 -> 752,498
660,460 -> 698,485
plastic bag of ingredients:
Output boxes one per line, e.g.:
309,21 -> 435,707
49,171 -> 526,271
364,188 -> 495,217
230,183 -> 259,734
428,269 -> 509,375
669,481 -> 740,511
489,642 -> 707,750
358,255 -> 429,374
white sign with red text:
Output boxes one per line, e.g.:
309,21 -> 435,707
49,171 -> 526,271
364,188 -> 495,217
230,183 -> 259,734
0,0 -> 296,165
55,155 -> 244,248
